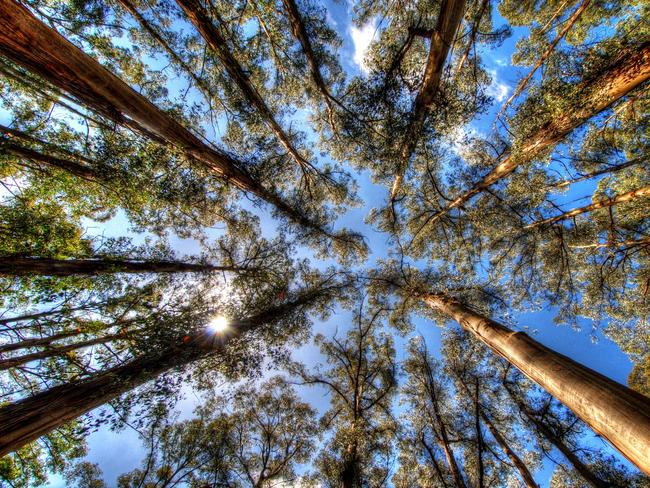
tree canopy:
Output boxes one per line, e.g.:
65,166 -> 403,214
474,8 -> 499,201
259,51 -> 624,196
0,0 -> 648,486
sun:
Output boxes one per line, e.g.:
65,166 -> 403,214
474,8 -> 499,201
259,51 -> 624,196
207,315 -> 229,334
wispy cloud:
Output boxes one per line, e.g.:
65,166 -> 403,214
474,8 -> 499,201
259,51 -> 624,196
349,19 -> 378,74
486,68 -> 510,103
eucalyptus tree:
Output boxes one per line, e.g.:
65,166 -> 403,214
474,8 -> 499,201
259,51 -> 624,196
323,0 -> 507,215
114,379 -> 318,488
290,301 -> 398,487
0,267 -> 352,456
396,337 -> 469,488
367,263 -> 650,475
0,0 -> 367,263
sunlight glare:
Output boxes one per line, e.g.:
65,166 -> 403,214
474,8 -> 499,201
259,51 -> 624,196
207,315 -> 229,334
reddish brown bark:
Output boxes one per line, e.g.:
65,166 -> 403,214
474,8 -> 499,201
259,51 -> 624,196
0,257 -> 239,276
0,0 -> 325,234
430,43 -> 650,223
0,286 -> 327,456
525,185 -> 650,229
423,293 -> 650,475
390,0 -> 466,202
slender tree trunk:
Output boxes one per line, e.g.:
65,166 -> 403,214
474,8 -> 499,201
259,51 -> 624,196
0,257 -> 240,276
503,383 -> 610,488
420,435 -> 450,488
568,236 -> 650,250
1,139 -> 102,181
0,286 -> 328,456
0,333 -> 124,370
0,329 -> 85,354
496,0 -> 592,119
421,347 -> 467,488
525,186 -> 650,229
478,408 -> 538,487
115,0 -> 218,106
423,293 -> 650,475
390,0 -> 466,202
552,158 -> 643,189
0,0 -> 326,235
454,0 -> 489,76
174,0 -> 315,176
474,379 -> 485,488
430,43 -> 650,222
280,0 -> 337,119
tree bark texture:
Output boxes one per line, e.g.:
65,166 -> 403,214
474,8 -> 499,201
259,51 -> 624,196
423,293 -> 650,475
0,257 -> 238,276
390,0 -> 466,201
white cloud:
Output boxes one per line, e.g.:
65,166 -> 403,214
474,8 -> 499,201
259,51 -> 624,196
486,68 -> 510,103
349,19 -> 378,74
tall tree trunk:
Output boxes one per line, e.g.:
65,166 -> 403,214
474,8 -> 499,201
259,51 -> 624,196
474,400 -> 538,488
419,434 -> 450,487
0,0 -> 327,236
454,0 -> 489,76
423,293 -> 650,475
525,186 -> 650,229
174,0 -> 315,177
1,139 -> 102,181
390,0 -> 466,202
0,333 -> 124,371
0,329 -> 85,354
421,346 -> 467,488
430,43 -> 650,222
503,382 -> 610,488
280,0 -> 337,119
0,257 -> 241,276
0,286 -> 328,455
341,443 -> 361,488
473,379 -> 485,488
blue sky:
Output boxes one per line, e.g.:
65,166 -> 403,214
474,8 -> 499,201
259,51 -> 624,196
30,0 -> 641,485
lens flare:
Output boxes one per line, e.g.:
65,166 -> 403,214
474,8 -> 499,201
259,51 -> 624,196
207,315 -> 229,334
